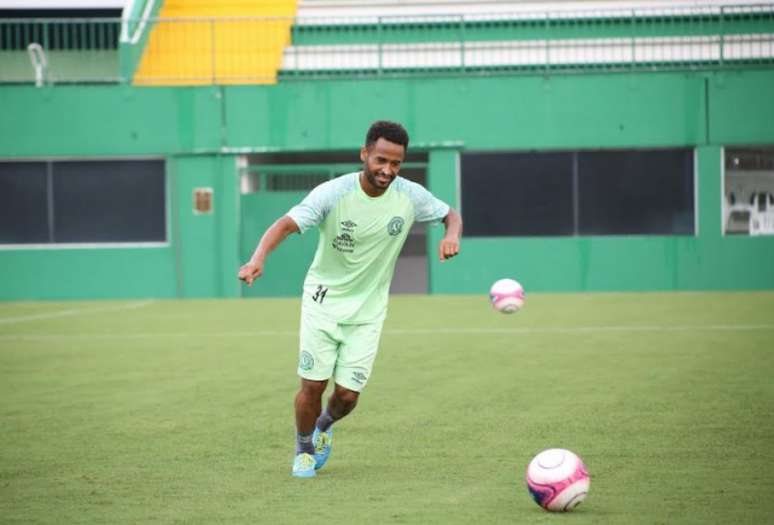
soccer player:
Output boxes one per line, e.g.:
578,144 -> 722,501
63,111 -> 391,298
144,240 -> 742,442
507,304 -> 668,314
238,120 -> 462,477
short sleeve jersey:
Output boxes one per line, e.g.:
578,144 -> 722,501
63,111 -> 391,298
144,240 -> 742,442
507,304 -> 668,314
286,172 -> 450,324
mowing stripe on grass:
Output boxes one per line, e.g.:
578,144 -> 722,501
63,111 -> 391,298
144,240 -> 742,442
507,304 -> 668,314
0,300 -> 153,325
1,323 -> 772,341
387,324 -> 774,335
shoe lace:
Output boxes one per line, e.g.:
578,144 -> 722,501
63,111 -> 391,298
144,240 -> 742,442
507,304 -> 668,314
315,432 -> 331,452
297,454 -> 315,469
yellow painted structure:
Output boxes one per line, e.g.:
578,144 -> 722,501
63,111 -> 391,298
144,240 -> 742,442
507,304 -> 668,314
134,0 -> 298,85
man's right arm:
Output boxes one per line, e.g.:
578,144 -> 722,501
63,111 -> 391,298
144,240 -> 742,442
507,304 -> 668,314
238,215 -> 300,286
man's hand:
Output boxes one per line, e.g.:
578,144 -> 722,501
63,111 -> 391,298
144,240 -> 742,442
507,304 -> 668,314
438,235 -> 460,261
439,209 -> 462,261
238,216 -> 300,287
238,259 -> 264,286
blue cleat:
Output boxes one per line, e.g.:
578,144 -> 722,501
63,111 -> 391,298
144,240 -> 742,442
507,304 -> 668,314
312,427 -> 333,470
292,453 -> 316,478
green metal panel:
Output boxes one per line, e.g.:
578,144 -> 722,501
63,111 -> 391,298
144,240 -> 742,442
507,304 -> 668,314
225,72 -> 706,151
435,234 -> 774,294
0,86 -> 222,157
0,248 -> 177,300
223,81 -> 416,152
708,69 -> 774,144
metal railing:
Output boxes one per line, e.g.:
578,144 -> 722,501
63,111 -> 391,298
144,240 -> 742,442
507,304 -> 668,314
283,4 -> 774,77
0,4 -> 772,86
0,18 -> 123,83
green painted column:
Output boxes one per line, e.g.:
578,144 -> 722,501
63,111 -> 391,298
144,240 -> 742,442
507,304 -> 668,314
217,155 -> 241,298
171,154 -> 241,298
426,148 -> 460,293
697,145 -> 723,239
171,156 -> 214,297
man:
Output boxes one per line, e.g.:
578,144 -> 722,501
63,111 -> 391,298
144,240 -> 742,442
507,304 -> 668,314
238,120 -> 462,478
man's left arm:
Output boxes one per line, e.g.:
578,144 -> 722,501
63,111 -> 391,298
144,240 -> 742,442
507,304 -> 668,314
439,208 -> 462,261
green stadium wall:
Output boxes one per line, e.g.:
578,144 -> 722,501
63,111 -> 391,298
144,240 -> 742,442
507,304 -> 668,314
1,68 -> 773,299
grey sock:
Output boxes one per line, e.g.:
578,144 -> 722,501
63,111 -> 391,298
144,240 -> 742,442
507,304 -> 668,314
296,432 -> 314,455
316,410 -> 335,432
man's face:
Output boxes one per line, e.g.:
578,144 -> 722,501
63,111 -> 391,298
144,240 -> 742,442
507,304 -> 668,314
360,137 -> 406,192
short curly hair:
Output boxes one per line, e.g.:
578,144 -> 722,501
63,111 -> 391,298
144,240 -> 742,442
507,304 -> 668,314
365,120 -> 409,150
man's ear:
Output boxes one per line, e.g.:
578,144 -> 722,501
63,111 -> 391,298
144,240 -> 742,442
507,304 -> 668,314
360,146 -> 368,162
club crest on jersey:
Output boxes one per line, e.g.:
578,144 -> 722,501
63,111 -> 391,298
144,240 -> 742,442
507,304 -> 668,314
387,216 -> 404,236
299,351 -> 314,371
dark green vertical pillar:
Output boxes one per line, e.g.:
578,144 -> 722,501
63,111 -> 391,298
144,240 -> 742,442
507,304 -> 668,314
696,146 -> 723,239
217,155 -> 241,298
427,148 -> 460,294
171,154 -> 241,298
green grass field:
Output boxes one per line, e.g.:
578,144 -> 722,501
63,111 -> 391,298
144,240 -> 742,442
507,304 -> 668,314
1,292 -> 773,524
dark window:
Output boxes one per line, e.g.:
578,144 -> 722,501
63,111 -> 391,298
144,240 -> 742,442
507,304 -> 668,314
0,162 -> 49,243
461,148 -> 694,237
53,160 -> 165,242
578,149 -> 694,235
0,159 -> 165,244
461,152 -> 574,236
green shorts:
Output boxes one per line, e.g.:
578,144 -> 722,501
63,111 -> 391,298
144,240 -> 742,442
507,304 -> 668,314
297,307 -> 384,392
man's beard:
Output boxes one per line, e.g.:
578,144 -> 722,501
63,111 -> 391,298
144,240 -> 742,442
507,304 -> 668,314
363,164 -> 395,189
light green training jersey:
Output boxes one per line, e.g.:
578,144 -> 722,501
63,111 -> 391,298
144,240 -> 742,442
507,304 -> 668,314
286,172 -> 450,324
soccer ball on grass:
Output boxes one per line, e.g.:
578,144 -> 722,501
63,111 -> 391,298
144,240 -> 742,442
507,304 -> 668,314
526,448 -> 590,512
489,278 -> 525,313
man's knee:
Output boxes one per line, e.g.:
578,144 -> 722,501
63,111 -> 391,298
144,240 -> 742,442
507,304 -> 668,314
299,379 -> 327,398
333,384 -> 360,407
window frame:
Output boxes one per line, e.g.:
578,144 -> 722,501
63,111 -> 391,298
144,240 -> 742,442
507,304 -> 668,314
0,156 -> 169,250
721,146 -> 774,237
459,147 -> 697,238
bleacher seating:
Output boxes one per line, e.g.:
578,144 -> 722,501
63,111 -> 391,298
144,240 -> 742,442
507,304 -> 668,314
133,0 -> 298,85
279,0 -> 774,78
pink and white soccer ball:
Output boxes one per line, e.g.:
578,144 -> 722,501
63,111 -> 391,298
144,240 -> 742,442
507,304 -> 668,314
526,448 -> 590,512
489,278 -> 525,313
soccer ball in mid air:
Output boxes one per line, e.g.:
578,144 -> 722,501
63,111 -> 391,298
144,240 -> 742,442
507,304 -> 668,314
489,278 -> 525,313
526,448 -> 590,512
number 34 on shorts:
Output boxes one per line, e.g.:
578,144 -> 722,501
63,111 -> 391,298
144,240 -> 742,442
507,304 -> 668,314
311,285 -> 328,304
